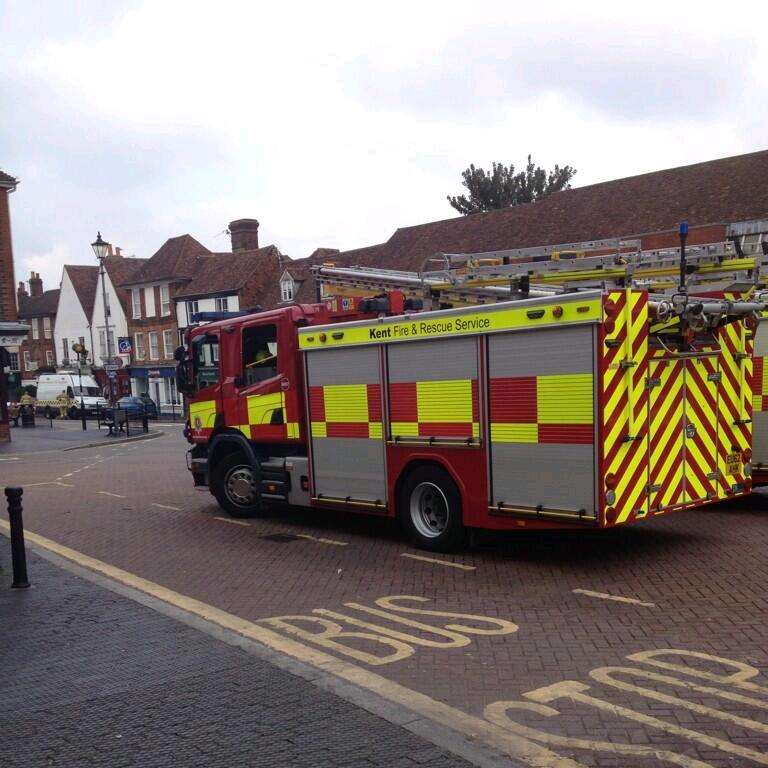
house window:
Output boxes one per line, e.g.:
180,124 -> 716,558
46,350 -> 54,366
23,350 -> 31,369
144,286 -> 156,317
186,300 -> 199,324
163,330 -> 174,359
215,296 -> 229,313
132,288 -> 141,319
98,330 -> 114,361
149,331 -> 160,360
31,318 -> 39,340
8,352 -> 19,371
280,277 -> 294,302
160,284 -> 171,316
134,333 -> 146,361
62,337 -> 68,360
177,329 -> 185,347
43,316 -> 52,338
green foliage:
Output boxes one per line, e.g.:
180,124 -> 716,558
447,156 -> 576,215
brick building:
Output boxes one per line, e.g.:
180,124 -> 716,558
0,169 -> 28,442
16,272 -> 60,379
122,234 -> 211,408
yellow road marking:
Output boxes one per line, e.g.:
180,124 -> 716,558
401,553 -> 476,571
151,503 -> 182,511
572,589 -> 654,607
97,491 -> 126,499
295,533 -> 348,546
0,521 -> 583,768
213,516 -> 251,527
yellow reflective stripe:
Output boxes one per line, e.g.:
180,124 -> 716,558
247,391 -> 285,425
236,424 -> 251,438
311,421 -> 327,437
472,422 -> 480,438
536,373 -> 593,424
416,379 -> 473,422
491,423 -> 538,443
391,421 -> 419,436
286,422 -> 300,439
368,422 -> 382,439
323,384 -> 368,422
189,399 -> 217,429
299,297 -> 603,349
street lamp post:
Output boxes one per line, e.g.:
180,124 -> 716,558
91,232 -> 114,404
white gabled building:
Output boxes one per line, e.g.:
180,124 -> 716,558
53,264 -> 99,366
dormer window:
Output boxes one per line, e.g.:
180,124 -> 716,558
280,275 -> 295,303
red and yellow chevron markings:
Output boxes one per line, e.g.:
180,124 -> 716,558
647,353 -> 684,512
389,379 -> 479,439
309,383 -> 382,439
683,353 -> 719,503
716,316 -> 751,493
600,289 -> 649,525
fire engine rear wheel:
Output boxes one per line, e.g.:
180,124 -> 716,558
399,466 -> 466,552
212,453 -> 262,518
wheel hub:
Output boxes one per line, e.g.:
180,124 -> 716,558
226,467 -> 257,506
410,482 -> 449,539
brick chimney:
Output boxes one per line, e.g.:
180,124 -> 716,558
17,280 -> 27,303
0,171 -> 19,321
29,271 -> 43,297
229,219 -> 260,252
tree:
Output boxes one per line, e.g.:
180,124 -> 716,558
447,156 -> 576,215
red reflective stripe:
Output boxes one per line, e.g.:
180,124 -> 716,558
418,422 -> 474,437
326,422 -> 370,438
309,386 -> 325,421
489,376 -> 537,422
389,382 -> 418,421
538,424 -> 593,444
367,383 -> 382,422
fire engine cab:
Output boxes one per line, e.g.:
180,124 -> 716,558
178,239 -> 762,551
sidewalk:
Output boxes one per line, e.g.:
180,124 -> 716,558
0,548 -> 473,768
0,421 -> 162,454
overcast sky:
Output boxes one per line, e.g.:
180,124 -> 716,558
2,1 -> 766,289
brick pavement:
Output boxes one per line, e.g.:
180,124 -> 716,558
2,432 -> 768,766
0,550 -> 474,768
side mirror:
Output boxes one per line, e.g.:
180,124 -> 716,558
173,346 -> 186,362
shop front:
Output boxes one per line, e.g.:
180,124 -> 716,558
128,365 -> 180,415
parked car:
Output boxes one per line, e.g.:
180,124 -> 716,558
114,396 -> 158,419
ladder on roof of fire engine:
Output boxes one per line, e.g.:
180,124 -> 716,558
313,238 -> 761,308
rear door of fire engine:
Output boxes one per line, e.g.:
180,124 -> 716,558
233,318 -> 293,442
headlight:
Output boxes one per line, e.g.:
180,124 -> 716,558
605,489 -> 616,506
744,462 -> 752,477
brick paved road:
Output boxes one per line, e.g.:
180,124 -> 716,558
0,550 -> 473,768
2,431 -> 768,766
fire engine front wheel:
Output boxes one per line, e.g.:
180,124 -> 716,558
399,466 -> 466,552
212,453 -> 262,518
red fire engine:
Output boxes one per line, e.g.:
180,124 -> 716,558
179,243 -> 760,551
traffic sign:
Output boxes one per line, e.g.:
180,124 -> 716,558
111,356 -> 124,368
104,364 -> 120,372
118,337 -> 132,354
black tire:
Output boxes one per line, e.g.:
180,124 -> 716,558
398,465 -> 466,552
211,452 -> 263,518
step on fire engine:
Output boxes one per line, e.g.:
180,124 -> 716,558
178,229 -> 764,551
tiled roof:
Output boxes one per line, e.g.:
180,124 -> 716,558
103,255 -> 145,313
0,169 -> 18,189
122,234 -> 211,285
18,289 -> 60,318
327,148 -> 768,273
174,246 -> 283,300
65,265 -> 99,319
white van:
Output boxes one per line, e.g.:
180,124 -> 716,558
35,372 -> 109,418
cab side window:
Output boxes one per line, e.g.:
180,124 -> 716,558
243,325 -> 278,386
193,335 -> 220,389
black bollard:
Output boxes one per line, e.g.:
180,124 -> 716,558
5,487 -> 30,588
142,412 -> 149,433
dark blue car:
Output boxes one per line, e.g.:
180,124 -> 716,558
115,396 -> 158,419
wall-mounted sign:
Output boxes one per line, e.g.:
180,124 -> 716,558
117,337 -> 133,354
